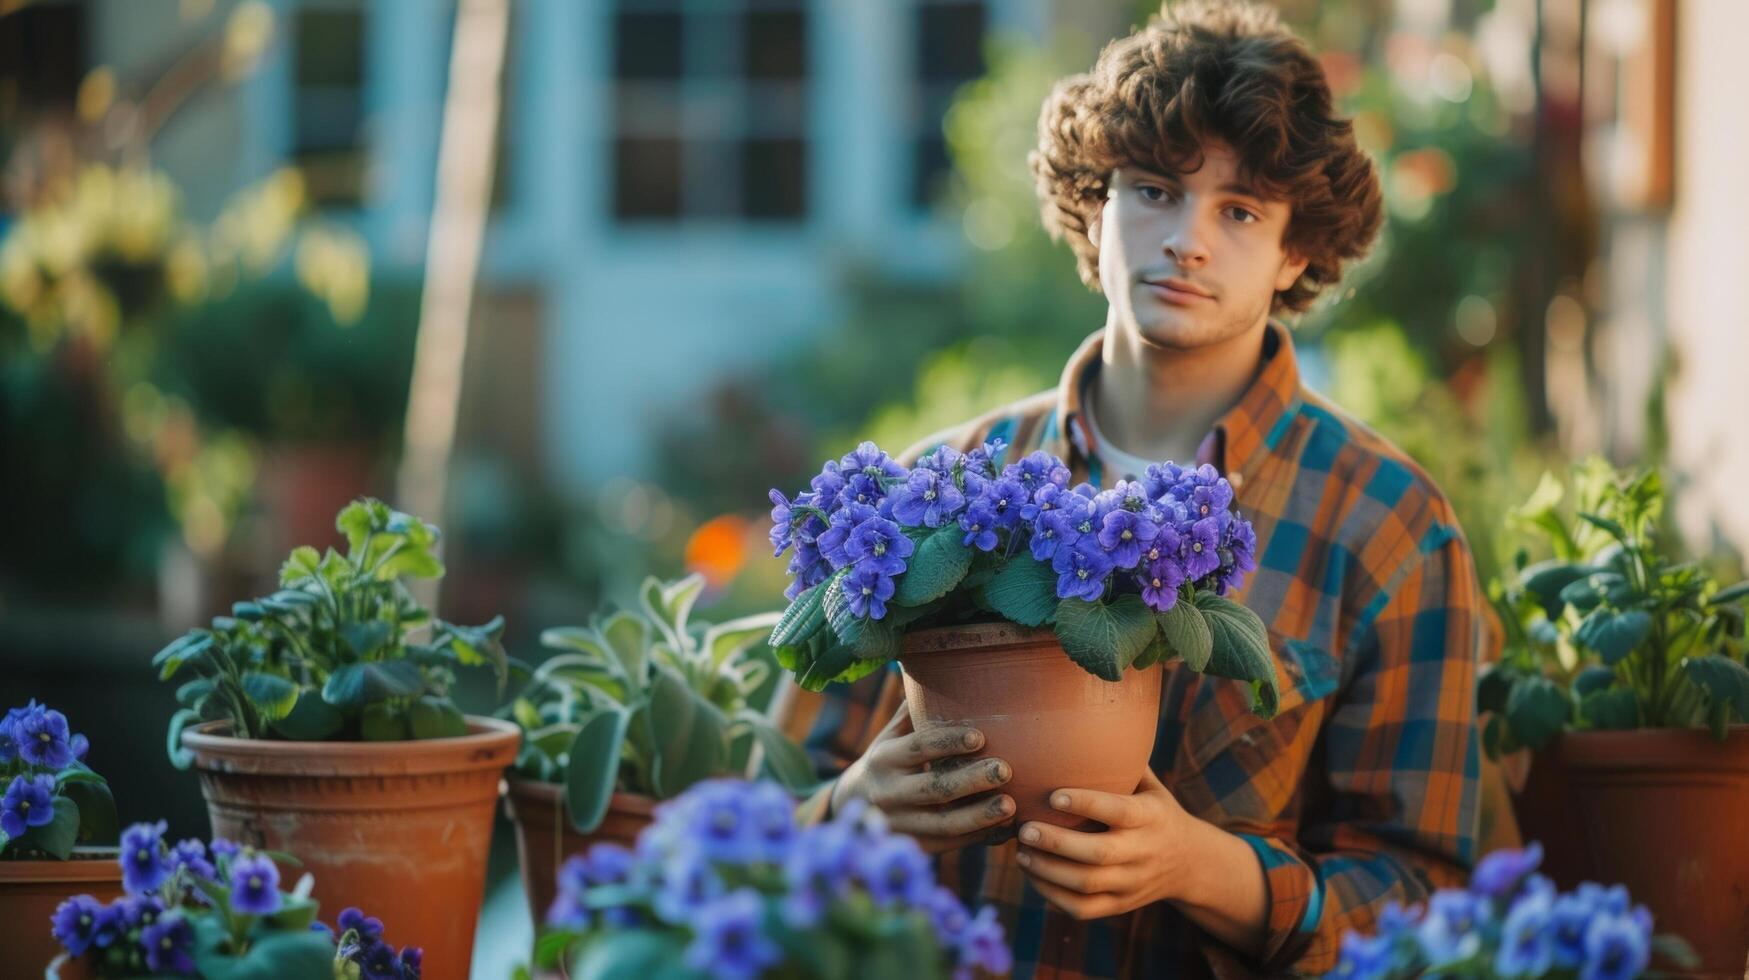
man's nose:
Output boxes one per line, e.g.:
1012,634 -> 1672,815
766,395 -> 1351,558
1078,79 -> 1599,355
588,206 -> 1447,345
1161,217 -> 1211,268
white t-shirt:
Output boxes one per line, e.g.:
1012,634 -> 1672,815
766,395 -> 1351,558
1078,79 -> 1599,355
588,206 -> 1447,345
1080,391 -> 1166,483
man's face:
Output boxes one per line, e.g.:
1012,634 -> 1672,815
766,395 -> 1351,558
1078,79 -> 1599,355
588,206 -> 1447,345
1093,142 -> 1308,349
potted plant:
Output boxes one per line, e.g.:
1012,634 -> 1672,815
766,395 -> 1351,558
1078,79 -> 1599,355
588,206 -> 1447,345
1478,458 -> 1749,975
503,572 -> 819,930
526,777 -> 1012,980
1,701 -> 123,975
765,440 -> 1277,831
153,498 -> 519,980
48,819 -> 421,979
1330,841 -> 1694,979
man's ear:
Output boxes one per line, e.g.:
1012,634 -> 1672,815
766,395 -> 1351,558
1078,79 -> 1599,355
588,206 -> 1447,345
1273,250 -> 1310,292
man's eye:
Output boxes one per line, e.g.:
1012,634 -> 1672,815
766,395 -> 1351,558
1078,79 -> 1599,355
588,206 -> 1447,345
1139,185 -> 1171,202
1227,206 -> 1259,223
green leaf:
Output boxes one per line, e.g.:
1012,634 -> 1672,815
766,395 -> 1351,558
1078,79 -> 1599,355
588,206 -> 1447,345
21,795 -> 79,859
981,558 -> 1060,627
535,655 -> 629,704
437,615 -> 509,695
263,893 -> 321,933
322,660 -> 425,709
53,765 -> 107,791
797,643 -> 858,692
1558,575 -> 1606,612
279,545 -> 323,587
1578,688 -> 1640,729
1132,632 -> 1173,670
1682,655 -> 1749,724
1156,600 -> 1214,672
1708,581 -> 1749,607
340,620 -> 393,659
176,677 -> 217,708
361,702 -> 409,741
336,501 -> 376,555
703,612 -> 780,674
1195,593 -> 1279,718
408,695 -> 467,739
271,693 -> 343,740
1578,510 -> 1630,544
153,632 -> 215,680
1052,595 -> 1157,681
737,710 -> 818,792
894,525 -> 974,606
640,573 -> 706,650
1476,663 -> 1517,715
241,672 -> 300,722
821,569 -> 900,662
1571,665 -> 1616,699
564,708 -> 633,833
599,611 -> 652,692
568,930 -> 688,980
769,579 -> 829,648
648,667 -> 728,797
63,779 -> 117,845
166,707 -> 202,769
1505,676 -> 1572,750
1519,560 -> 1597,620
1573,608 -> 1653,665
193,920 -> 336,980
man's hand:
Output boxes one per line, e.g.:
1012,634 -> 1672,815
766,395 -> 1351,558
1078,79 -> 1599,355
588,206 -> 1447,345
1012,766 -> 1193,920
831,702 -> 1016,854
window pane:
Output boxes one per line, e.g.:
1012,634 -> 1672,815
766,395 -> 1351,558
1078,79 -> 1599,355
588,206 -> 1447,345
741,138 -> 806,219
614,137 -> 683,219
296,9 -> 364,88
615,12 -> 682,81
917,2 -> 986,84
745,10 -> 806,81
293,8 -> 366,208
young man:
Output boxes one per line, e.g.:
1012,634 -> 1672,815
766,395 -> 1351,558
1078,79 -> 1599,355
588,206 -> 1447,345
784,2 -> 1494,975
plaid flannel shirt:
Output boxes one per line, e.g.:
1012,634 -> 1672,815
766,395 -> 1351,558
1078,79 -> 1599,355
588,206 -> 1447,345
783,323 -> 1494,977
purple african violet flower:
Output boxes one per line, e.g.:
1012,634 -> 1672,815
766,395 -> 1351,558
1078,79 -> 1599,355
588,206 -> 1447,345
356,938 -> 405,980
171,839 -> 215,880
845,515 -> 913,576
958,905 -> 1013,977
959,499 -> 1000,552
141,911 -> 196,974
809,461 -> 847,506
583,842 -> 638,886
1098,508 -> 1159,569
1184,517 -> 1223,580
1052,536 -> 1113,602
983,477 -> 1030,530
120,821 -> 169,894
1008,451 -> 1070,493
210,838 -> 241,860
104,894 -> 164,939
1494,882 -> 1556,977
1140,557 -> 1187,612
1190,480 -> 1234,520
52,894 -> 107,956
1471,842 -> 1543,899
1332,930 -> 1395,980
685,888 -> 782,980
782,823 -> 857,927
889,468 -> 966,529
856,833 -> 934,908
927,885 -> 971,944
14,702 -> 74,770
768,490 -> 799,557
843,563 -> 896,620
1,773 -> 54,837
1416,888 -> 1487,966
653,846 -> 724,925
1582,907 -> 1652,980
817,501 -> 876,569
229,851 -> 282,915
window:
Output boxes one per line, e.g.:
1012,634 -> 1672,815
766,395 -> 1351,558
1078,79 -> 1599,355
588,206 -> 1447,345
610,0 -> 810,224
911,0 -> 986,208
292,4 -> 367,208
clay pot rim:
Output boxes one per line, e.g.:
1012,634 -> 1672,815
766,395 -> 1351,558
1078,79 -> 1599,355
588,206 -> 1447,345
899,621 -> 1056,656
182,716 -> 521,776
1553,724 -> 1749,772
0,847 -> 124,883
503,776 -> 658,815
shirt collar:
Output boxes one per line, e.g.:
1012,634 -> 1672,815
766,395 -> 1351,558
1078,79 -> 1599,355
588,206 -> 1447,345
1051,320 -> 1303,483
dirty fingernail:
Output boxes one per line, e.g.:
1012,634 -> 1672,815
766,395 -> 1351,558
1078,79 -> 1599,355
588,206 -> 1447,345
964,731 -> 983,748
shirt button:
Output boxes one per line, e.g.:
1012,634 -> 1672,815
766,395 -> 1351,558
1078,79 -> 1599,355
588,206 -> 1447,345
1229,471 -> 1245,490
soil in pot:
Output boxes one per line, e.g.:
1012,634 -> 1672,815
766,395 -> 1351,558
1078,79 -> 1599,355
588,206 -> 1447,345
898,622 -> 1163,834
182,717 -> 519,980
0,847 -> 124,975
502,778 -> 655,929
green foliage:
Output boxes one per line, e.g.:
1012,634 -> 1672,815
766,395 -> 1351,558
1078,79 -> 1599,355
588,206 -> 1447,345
505,574 -> 817,830
1481,460 -> 1749,754
155,498 -> 508,763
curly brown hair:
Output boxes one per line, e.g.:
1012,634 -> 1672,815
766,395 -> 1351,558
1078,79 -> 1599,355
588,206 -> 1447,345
1029,0 -> 1383,313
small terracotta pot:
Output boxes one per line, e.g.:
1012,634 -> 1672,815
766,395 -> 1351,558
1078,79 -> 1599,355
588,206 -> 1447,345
502,778 -> 656,928
0,848 -> 124,976
183,717 -> 520,980
1529,727 -> 1749,978
898,623 -> 1163,833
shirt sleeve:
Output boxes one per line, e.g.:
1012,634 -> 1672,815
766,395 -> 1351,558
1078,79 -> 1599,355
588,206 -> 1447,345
1238,527 -> 1488,974
788,665 -> 907,827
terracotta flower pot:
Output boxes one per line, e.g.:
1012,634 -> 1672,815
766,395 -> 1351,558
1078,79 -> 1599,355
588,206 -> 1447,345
1527,727 -> 1749,978
502,778 -> 655,928
0,848 -> 124,976
182,717 -> 520,980
898,623 -> 1163,833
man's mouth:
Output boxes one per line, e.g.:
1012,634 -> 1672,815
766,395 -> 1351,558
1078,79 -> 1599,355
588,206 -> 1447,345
1142,278 -> 1214,303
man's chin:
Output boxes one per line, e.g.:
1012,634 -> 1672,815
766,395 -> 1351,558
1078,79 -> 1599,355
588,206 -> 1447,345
1130,311 -> 1213,350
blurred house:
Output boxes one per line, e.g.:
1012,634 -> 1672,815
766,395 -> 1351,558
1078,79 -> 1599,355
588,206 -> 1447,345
2,0 -> 1137,496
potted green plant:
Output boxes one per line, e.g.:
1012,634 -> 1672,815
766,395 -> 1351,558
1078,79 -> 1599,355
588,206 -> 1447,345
48,819 -> 421,979
153,498 -> 519,980
503,573 -> 818,929
1479,458 -> 1749,975
1,701 -> 123,975
526,778 -> 1011,980
766,440 -> 1277,831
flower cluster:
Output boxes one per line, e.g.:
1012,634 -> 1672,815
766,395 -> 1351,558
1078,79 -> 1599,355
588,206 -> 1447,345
52,820 -> 418,978
540,778 -> 1010,980
336,907 -> 423,980
1332,843 -> 1670,980
770,441 -> 1256,621
2,700 -> 106,859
